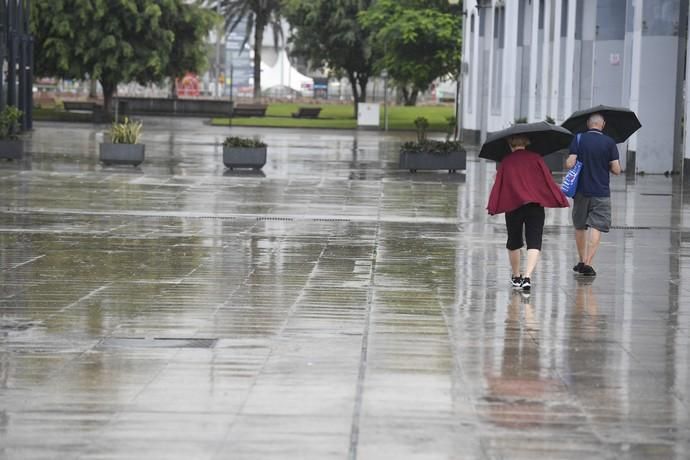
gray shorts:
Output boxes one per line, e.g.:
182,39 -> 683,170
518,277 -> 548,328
572,194 -> 611,232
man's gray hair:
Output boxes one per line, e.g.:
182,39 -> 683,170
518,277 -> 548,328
587,113 -> 605,126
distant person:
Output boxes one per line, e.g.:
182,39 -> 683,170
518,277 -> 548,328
488,135 -> 569,291
565,114 -> 621,277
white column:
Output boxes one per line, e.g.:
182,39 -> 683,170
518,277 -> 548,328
563,0 -> 577,118
628,0 -> 644,154
502,2 -> 519,123
468,11 -> 481,131
540,0 -> 552,120
484,6 -> 495,136
527,0 -> 539,120
460,9 -> 471,131
550,0 -> 562,121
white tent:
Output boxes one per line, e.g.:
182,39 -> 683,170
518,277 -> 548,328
260,49 -> 313,95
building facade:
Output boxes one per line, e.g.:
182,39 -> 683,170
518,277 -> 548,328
460,0 -> 689,175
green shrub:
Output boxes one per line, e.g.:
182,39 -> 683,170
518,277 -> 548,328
223,136 -> 266,148
445,115 -> 457,142
414,116 -> 430,142
0,106 -> 23,140
514,117 -> 528,124
400,139 -> 463,155
110,117 -> 142,144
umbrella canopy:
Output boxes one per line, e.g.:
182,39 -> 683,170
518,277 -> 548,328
561,105 -> 641,143
479,121 -> 574,162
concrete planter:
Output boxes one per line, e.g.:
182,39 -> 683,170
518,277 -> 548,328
0,139 -> 23,160
399,149 -> 466,173
99,143 -> 145,166
223,146 -> 267,170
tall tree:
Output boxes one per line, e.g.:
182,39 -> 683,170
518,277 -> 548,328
284,0 -> 378,117
208,0 -> 283,99
164,3 -> 219,99
360,0 -> 462,106
31,0 -> 215,113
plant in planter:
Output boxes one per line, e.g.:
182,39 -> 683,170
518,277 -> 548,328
222,136 -> 267,170
0,106 -> 24,160
398,116 -> 466,173
99,117 -> 145,166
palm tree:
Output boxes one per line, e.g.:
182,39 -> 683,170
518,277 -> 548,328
209,0 -> 283,99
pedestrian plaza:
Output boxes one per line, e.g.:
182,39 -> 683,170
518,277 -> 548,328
1,118 -> 689,459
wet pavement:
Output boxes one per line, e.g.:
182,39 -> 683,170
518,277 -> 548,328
1,117 -> 690,459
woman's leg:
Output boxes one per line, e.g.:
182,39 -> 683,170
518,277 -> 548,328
509,248 -> 521,276
524,249 -> 541,279
505,208 -> 525,277
523,206 -> 545,279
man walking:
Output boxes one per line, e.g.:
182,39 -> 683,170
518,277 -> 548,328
565,113 -> 621,276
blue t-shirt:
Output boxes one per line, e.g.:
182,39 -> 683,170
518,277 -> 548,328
569,129 -> 619,197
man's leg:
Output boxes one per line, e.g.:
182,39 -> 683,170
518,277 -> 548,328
584,227 -> 602,265
572,195 -> 589,268
582,197 -> 610,269
575,228 -> 587,262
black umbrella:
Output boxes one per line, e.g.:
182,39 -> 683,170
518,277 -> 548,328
561,105 -> 641,143
479,121 -> 574,162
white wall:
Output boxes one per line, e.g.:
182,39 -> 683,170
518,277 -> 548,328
458,0 -> 684,174
634,37 -> 678,173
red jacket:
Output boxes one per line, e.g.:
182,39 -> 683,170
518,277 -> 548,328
487,149 -> 569,215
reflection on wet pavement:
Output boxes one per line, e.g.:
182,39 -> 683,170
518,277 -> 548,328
1,118 -> 689,459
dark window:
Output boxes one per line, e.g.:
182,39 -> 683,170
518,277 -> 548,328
539,0 -> 545,29
494,8 -> 500,39
561,0 -> 569,37
596,0 -> 626,40
518,0 -> 526,45
499,7 -> 506,49
479,8 -> 486,36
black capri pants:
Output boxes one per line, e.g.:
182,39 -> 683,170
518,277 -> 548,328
504,203 -> 545,251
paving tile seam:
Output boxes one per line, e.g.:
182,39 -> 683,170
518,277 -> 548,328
0,208 -> 458,225
4,209 -> 686,231
348,195 -> 383,460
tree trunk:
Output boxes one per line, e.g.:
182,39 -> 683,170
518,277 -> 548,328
401,86 -> 419,106
407,89 -> 418,106
170,77 -> 178,100
348,74 -> 359,118
253,21 -> 266,100
357,75 -> 368,104
100,80 -> 115,117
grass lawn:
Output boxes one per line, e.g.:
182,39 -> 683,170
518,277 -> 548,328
32,102 -> 456,132
211,103 -> 455,132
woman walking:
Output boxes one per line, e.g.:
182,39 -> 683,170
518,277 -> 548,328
487,134 -> 569,291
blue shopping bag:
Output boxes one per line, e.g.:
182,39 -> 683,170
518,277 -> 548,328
561,160 -> 582,198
